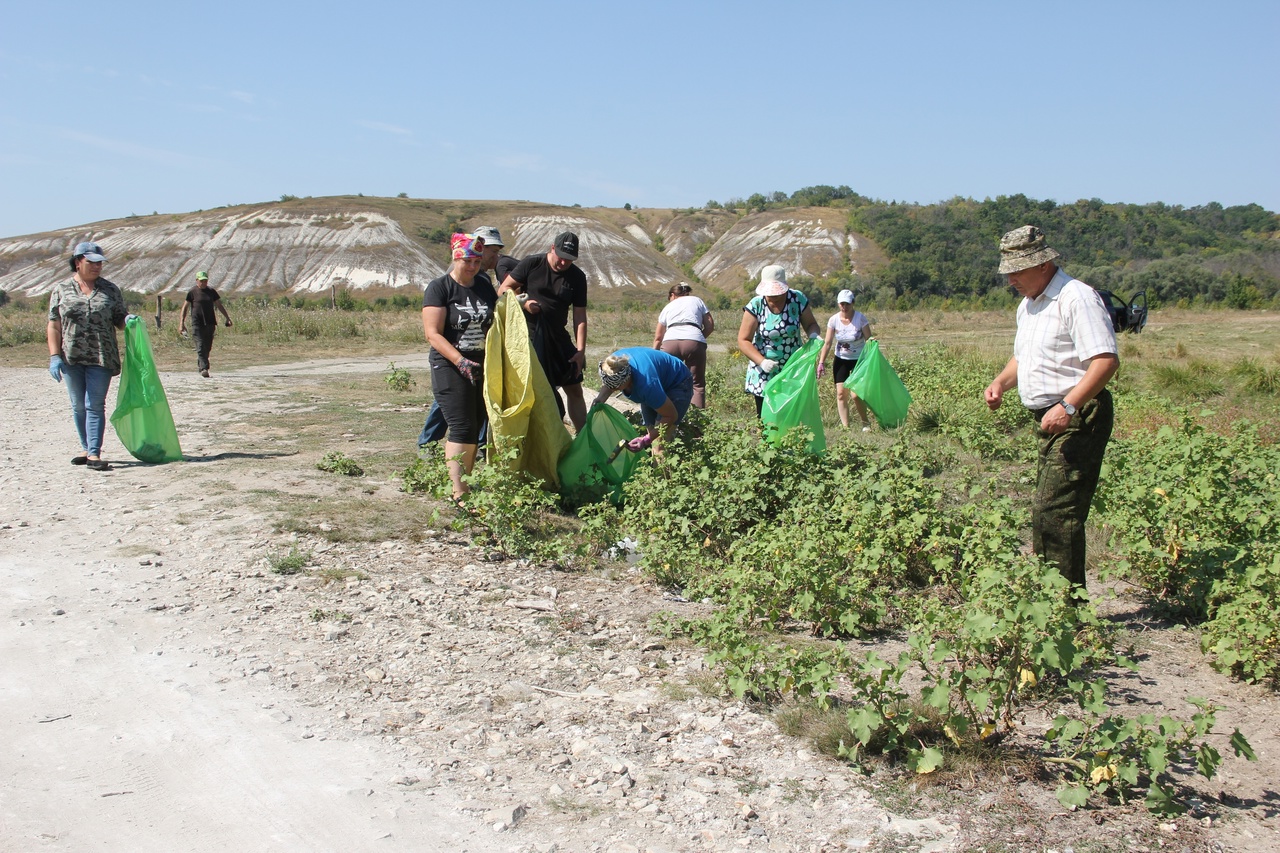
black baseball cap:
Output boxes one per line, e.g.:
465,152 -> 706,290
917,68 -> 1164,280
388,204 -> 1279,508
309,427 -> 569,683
553,231 -> 579,261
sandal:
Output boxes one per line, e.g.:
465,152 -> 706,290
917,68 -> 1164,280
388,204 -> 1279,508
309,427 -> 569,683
71,455 -> 88,466
451,495 -> 477,516
87,459 -> 112,471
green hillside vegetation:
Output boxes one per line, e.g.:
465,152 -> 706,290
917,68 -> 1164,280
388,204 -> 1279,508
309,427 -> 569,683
705,187 -> 1280,310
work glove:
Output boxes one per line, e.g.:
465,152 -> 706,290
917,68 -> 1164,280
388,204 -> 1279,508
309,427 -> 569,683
808,331 -> 820,341
125,314 -> 139,323
456,357 -> 480,385
758,359 -> 777,375
225,319 -> 233,328
627,434 -> 654,452
816,362 -> 826,379
49,355 -> 66,382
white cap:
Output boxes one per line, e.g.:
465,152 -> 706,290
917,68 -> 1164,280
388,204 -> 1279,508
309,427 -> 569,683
837,289 -> 855,304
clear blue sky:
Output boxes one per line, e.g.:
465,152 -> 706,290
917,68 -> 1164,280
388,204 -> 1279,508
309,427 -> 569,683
2,1 -> 1276,239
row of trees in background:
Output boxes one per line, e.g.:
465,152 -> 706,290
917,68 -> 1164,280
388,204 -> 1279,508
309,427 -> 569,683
706,187 -> 1280,309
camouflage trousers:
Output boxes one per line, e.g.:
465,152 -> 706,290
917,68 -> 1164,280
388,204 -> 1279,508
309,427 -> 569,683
1032,390 -> 1114,593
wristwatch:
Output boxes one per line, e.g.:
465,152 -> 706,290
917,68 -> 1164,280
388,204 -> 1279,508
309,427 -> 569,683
1060,400 -> 1077,417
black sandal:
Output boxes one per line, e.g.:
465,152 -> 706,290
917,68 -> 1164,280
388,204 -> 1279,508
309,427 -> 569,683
87,459 -> 112,471
71,455 -> 88,466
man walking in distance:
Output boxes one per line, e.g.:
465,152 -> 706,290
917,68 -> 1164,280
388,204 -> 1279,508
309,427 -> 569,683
179,270 -> 232,378
419,226 -> 511,448
499,231 -> 589,431
983,225 -> 1118,598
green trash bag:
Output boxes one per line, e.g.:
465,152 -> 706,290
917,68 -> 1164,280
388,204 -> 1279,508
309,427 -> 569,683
761,338 -> 826,455
845,339 -> 912,429
557,404 -> 642,506
483,293 -> 572,488
110,316 -> 183,463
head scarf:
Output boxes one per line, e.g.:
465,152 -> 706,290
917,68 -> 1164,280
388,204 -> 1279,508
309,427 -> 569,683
451,233 -> 485,261
598,357 -> 632,390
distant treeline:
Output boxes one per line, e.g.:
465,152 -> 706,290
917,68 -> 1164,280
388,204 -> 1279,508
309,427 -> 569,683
705,187 -> 1280,310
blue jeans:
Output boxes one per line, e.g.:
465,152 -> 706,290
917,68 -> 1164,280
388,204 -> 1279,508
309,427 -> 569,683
63,364 -> 113,457
640,375 -> 695,428
418,400 -> 487,448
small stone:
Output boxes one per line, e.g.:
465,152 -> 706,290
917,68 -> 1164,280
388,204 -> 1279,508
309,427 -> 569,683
484,804 -> 526,829
50,608 -> 66,616
507,599 -> 556,612
364,668 -> 386,683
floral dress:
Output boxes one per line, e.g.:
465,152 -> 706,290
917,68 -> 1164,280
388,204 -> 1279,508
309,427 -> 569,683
743,289 -> 809,397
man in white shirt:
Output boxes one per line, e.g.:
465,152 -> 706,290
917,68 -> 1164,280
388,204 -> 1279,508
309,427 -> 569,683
984,226 -> 1119,597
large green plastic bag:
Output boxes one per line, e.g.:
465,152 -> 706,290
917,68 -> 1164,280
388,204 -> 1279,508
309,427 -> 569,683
761,338 -> 826,455
483,293 -> 572,488
558,404 -> 642,506
845,340 -> 912,428
110,316 -> 183,463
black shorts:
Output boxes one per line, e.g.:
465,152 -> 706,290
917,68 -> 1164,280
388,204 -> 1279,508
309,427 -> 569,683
833,357 -> 858,384
530,317 -> 584,388
429,351 -> 486,444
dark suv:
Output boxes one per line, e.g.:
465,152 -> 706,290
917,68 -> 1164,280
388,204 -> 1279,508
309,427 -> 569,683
1094,289 -> 1148,333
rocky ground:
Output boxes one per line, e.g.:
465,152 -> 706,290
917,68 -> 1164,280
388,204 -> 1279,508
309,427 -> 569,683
2,359 -> 1276,853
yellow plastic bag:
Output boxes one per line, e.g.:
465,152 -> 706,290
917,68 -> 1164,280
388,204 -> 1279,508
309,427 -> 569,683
483,293 -> 572,488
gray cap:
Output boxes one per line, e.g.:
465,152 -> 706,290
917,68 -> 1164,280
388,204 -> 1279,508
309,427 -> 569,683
473,225 -> 504,248
998,225 -> 1059,274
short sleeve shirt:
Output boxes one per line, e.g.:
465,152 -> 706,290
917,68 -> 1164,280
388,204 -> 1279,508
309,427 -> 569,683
1014,268 -> 1118,410
743,289 -> 809,396
185,285 -> 221,326
423,273 -> 498,359
657,296 -> 709,343
827,310 -> 871,361
47,277 -> 127,375
509,254 -> 587,331
613,347 -> 692,410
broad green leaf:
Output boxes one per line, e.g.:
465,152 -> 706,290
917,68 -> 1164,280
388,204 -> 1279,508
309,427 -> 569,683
1230,729 -> 1257,761
1056,785 -> 1088,809
910,746 -> 945,774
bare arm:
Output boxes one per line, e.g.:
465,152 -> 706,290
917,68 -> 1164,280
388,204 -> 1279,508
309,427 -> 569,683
800,306 -> 821,338
47,320 -> 62,356
818,323 -> 835,365
571,306 -> 588,369
1038,353 -> 1120,434
179,302 -> 190,331
702,312 -> 715,336
422,306 -> 465,367
737,311 -> 765,366
217,300 -> 232,326
984,356 -> 1019,410
653,320 -> 666,349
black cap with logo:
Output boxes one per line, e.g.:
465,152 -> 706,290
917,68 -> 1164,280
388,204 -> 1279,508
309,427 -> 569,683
553,231 -> 579,261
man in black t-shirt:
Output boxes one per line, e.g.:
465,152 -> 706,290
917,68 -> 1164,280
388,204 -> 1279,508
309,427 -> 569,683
498,231 -> 589,430
179,270 -> 232,377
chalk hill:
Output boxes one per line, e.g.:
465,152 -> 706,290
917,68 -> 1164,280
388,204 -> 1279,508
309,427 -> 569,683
0,197 -> 884,304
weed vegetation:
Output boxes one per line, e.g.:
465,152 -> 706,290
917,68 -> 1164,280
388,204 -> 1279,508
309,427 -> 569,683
401,325 -> 1276,816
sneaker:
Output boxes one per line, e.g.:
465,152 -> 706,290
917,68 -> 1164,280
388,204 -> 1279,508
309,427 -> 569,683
200,369 -> 210,378
861,426 -> 871,432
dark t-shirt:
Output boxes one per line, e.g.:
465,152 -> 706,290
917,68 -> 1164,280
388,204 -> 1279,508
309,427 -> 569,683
509,254 -> 587,331
185,285 -> 221,326
422,273 -> 498,359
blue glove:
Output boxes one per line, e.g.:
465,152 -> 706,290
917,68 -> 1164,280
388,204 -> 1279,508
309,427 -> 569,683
49,355 -> 66,382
